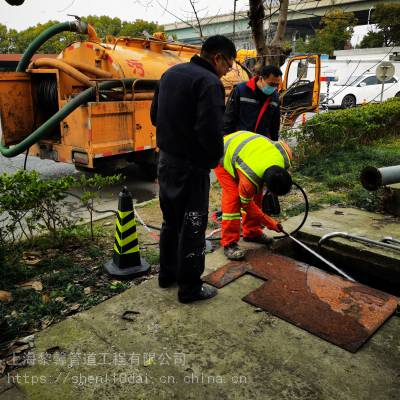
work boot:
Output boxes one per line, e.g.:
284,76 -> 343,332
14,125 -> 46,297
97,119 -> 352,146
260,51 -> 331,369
243,233 -> 274,246
223,243 -> 245,260
178,284 -> 218,303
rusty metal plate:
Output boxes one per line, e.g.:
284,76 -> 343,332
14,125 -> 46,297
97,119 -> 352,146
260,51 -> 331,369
203,249 -> 398,352
203,261 -> 252,288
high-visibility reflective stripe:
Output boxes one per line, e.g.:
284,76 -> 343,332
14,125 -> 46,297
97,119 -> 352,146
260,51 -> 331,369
270,101 -> 279,107
221,131 -> 248,164
114,242 -> 140,254
231,135 -> 260,169
224,131 -> 247,153
115,230 -> 138,247
239,97 -> 258,104
275,142 -> 291,169
236,157 -> 263,189
222,131 -> 289,190
122,244 -> 140,254
239,195 -> 252,204
116,217 -> 136,233
222,212 -> 241,221
118,210 -> 133,219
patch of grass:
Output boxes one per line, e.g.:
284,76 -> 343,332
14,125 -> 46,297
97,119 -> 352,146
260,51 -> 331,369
347,187 -> 381,211
207,219 -> 220,229
298,144 -> 400,181
0,225 -> 158,354
209,180 -> 222,212
142,247 -> 160,265
293,140 -> 400,212
62,283 -> 84,303
108,281 -> 129,293
0,249 -> 54,290
2,290 -> 65,339
85,244 -> 105,259
41,257 -> 82,288
323,174 -> 354,190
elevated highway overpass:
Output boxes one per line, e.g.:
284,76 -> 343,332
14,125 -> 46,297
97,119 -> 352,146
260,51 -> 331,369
164,0 -> 400,48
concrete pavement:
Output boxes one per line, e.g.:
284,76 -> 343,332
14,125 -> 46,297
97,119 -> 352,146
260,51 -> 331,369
2,207 -> 400,400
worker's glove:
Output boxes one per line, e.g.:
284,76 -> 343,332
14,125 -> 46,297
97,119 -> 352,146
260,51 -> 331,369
264,214 -> 282,233
270,221 -> 283,233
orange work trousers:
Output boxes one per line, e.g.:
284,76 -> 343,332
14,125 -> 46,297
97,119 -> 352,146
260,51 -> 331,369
214,164 -> 263,247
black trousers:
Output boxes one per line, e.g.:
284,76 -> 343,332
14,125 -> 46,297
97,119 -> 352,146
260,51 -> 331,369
158,151 -> 210,296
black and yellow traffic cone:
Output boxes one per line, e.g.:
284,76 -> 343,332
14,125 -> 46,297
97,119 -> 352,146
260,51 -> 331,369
104,187 -> 150,278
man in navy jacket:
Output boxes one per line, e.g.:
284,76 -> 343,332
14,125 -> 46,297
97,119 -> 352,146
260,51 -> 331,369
223,65 -> 282,140
151,35 -> 236,303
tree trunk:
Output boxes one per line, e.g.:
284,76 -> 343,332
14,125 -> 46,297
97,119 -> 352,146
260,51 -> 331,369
268,0 -> 289,67
248,0 -> 289,70
248,0 -> 269,72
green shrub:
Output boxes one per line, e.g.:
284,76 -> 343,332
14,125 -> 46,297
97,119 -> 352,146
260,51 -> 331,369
347,186 -> 381,211
0,171 -> 75,242
295,98 -> 400,158
0,171 -> 121,244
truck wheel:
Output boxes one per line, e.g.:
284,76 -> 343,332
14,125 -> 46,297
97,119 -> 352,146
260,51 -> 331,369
341,94 -> 356,109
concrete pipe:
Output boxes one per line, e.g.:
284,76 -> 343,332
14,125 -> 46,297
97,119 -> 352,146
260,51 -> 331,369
360,165 -> 400,191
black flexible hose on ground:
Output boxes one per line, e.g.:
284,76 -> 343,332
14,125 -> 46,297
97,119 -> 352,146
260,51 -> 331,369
135,181 -> 310,241
274,181 -> 309,239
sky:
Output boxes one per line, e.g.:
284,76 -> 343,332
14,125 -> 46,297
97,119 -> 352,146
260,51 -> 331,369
0,0 -> 372,46
0,0 -> 249,30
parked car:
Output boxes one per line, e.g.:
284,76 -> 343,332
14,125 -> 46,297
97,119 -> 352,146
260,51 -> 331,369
320,73 -> 400,109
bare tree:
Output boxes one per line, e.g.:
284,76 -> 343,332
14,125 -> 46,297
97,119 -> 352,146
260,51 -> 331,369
248,0 -> 289,69
153,0 -> 223,43
155,0 -> 204,40
233,0 -> 238,38
188,0 -> 204,40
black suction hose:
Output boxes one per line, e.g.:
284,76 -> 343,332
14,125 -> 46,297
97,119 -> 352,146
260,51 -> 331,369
139,181 -> 310,241
274,181 -> 309,239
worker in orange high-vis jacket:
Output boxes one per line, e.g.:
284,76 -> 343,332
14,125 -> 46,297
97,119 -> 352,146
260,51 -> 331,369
214,130 -> 293,260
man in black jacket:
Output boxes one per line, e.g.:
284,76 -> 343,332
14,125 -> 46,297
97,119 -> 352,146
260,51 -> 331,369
223,65 -> 282,140
150,35 -> 236,303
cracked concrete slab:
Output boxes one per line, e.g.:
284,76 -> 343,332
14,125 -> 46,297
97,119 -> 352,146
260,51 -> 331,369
5,241 -> 399,400
2,206 -> 400,399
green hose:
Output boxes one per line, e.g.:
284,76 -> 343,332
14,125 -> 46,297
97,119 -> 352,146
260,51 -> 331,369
5,21 -> 132,158
5,20 -> 93,157
16,21 -> 89,72
0,79 -> 135,157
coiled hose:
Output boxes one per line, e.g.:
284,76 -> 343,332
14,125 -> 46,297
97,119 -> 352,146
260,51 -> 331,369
0,79 -> 135,157
1,20 -> 105,158
135,181 -> 310,242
